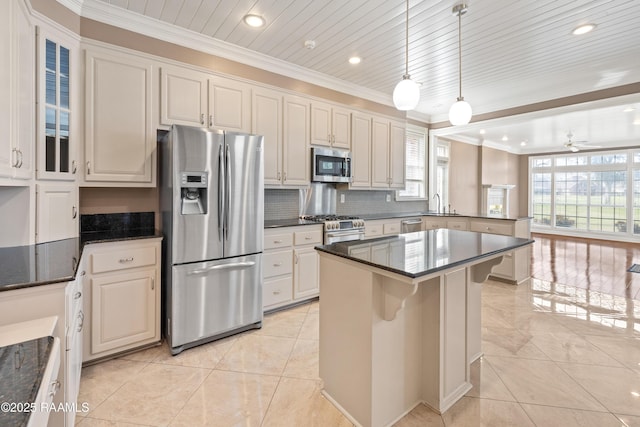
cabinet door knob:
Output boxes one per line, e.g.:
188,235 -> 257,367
72,206 -> 78,219
86,161 -> 91,175
72,160 -> 77,174
283,172 -> 287,181
200,113 -> 205,125
17,149 -> 23,168
277,172 -> 281,181
209,115 -> 213,127
151,277 -> 155,290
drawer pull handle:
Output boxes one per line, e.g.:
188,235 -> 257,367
119,257 -> 134,263
273,290 -> 281,295
273,263 -> 282,267
151,277 -> 155,290
273,239 -> 283,244
305,236 -> 313,240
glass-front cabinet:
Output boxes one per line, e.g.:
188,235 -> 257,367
37,27 -> 76,180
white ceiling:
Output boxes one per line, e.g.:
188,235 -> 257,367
69,0 -> 640,153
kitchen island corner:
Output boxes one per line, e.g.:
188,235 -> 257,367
315,229 -> 533,427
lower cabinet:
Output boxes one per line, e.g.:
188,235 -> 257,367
263,225 -> 322,311
364,219 -> 401,238
36,182 -> 79,243
81,238 -> 161,363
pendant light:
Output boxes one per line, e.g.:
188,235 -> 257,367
393,0 -> 420,111
449,3 -> 472,125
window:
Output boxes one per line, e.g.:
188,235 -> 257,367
435,140 -> 450,209
530,149 -> 639,237
397,126 -> 426,200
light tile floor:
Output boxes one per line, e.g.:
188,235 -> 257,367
77,236 -> 640,426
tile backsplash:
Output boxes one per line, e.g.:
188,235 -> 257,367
264,188 -> 428,220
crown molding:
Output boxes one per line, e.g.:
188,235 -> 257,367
57,0 -> 394,108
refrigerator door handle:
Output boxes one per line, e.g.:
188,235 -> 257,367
186,261 -> 256,275
218,144 -> 224,241
225,143 -> 231,241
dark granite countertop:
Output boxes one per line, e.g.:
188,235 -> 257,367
359,212 -> 532,221
265,213 -> 532,228
0,336 -> 54,427
0,212 -> 162,293
265,218 -> 319,228
315,229 -> 534,279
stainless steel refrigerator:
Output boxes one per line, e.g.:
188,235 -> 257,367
160,125 -> 264,355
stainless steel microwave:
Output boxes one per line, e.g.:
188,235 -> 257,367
311,147 -> 352,183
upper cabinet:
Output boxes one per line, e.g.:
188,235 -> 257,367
310,101 -> 351,150
372,117 -> 405,189
84,45 -> 155,186
0,0 -> 34,180
37,26 -> 79,181
160,66 -> 251,133
282,94 -> 311,187
160,66 -> 207,127
252,87 -> 282,186
350,112 -> 372,188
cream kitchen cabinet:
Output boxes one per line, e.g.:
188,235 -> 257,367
254,90 -> 309,187
263,225 -> 322,311
81,238 -> 162,362
281,95 -> 311,186
311,101 -> 351,149
469,217 -> 530,284
84,46 -> 155,185
372,117 -> 405,189
422,216 -> 448,230
160,66 -> 251,133
37,24 -> 79,181
365,219 -> 401,238
0,0 -> 34,181
36,182 -> 78,243
349,112 -> 372,188
252,87 -> 283,186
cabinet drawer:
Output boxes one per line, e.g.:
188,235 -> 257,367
90,245 -> 157,274
263,250 -> 293,278
294,229 -> 323,246
447,220 -> 468,231
263,276 -> 292,308
470,221 -> 514,236
365,225 -> 383,238
264,232 -> 293,249
383,222 -> 401,235
423,220 -> 447,230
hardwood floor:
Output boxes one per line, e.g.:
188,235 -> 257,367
531,232 -> 640,301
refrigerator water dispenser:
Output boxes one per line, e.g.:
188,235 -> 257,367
180,172 -> 208,215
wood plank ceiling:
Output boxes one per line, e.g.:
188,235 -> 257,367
86,0 -> 640,152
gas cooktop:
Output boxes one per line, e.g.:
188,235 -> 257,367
300,215 -> 360,222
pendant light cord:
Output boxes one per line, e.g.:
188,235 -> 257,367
404,0 -> 409,77
457,8 -> 462,100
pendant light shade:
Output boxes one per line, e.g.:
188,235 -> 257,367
393,75 -> 420,111
448,98 -> 472,125
449,3 -> 472,125
393,0 -> 420,111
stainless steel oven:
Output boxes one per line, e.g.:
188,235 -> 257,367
301,214 -> 365,244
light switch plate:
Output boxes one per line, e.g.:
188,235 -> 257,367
386,194 -> 391,202
340,194 -> 345,203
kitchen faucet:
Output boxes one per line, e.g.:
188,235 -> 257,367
433,193 -> 441,214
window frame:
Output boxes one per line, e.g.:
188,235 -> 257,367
396,124 -> 427,201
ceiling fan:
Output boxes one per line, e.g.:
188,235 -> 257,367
563,132 -> 601,152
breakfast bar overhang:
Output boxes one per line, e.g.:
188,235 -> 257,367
315,229 -> 534,427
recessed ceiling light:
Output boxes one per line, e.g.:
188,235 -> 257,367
572,23 -> 596,35
520,141 -> 527,146
349,56 -> 361,65
479,129 -> 486,135
502,135 -> 508,141
304,40 -> 316,50
243,14 -> 265,28
623,106 -> 636,112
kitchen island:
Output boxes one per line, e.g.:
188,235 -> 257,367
315,229 -> 533,427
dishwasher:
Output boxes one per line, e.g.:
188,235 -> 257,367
401,218 -> 423,233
